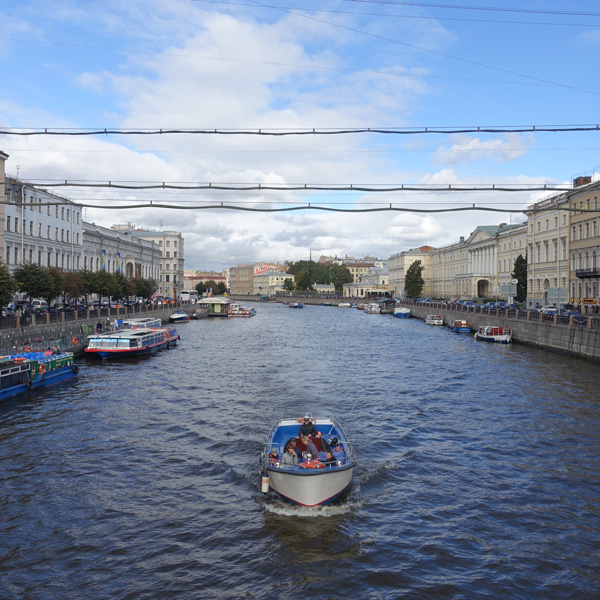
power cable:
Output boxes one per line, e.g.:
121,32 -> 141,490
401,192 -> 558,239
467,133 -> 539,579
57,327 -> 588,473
1,124 -> 598,136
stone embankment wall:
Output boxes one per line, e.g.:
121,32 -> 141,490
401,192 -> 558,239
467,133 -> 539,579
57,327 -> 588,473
407,305 -> 600,362
0,306 -> 208,356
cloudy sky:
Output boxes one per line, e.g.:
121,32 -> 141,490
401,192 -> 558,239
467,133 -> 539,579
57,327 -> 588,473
1,0 -> 599,270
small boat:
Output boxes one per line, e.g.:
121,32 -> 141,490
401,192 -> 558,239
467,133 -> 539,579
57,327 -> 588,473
0,351 -> 79,401
474,325 -> 512,343
228,303 -> 256,317
169,310 -> 191,323
289,302 -> 304,308
393,307 -> 411,319
425,314 -> 444,325
364,303 -> 381,314
448,319 -> 471,332
356,304 -> 364,310
338,302 -> 352,308
85,327 -> 179,359
320,301 -> 332,306
260,417 -> 356,507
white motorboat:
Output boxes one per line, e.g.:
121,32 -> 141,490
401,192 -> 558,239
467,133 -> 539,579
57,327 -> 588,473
393,307 -> 411,319
260,417 -> 355,507
474,325 -> 512,343
425,314 -> 444,325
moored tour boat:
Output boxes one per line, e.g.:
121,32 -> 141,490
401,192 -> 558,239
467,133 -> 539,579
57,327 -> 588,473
228,303 -> 257,317
474,325 -> 512,343
364,303 -> 381,314
448,319 -> 472,332
0,351 -> 79,401
260,417 -> 356,507
85,327 -> 179,359
425,314 -> 444,325
289,302 -> 304,308
393,307 -> 411,319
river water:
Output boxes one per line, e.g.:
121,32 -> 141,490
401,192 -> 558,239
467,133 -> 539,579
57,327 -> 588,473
1,303 -> 599,599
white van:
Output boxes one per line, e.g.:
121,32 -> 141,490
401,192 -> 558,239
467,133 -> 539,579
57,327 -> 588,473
32,299 -> 49,311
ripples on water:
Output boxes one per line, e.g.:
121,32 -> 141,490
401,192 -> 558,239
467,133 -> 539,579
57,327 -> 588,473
1,304 -> 600,599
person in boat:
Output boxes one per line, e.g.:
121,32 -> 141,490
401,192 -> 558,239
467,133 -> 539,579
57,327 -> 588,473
298,414 -> 318,438
281,443 -> 298,466
286,438 -> 303,460
301,435 -> 320,461
267,449 -> 279,463
320,451 -> 337,466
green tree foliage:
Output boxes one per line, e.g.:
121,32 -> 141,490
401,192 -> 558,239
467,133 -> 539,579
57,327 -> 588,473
94,271 -> 117,304
133,277 -> 156,299
62,271 -> 84,303
215,282 -> 227,294
195,282 -> 207,295
330,264 -> 353,293
295,271 -> 312,291
0,261 -> 16,307
46,267 -> 65,305
404,261 -> 425,298
283,278 -> 295,292
203,280 -> 219,294
512,254 -> 528,303
77,270 -> 98,305
13,263 -> 54,302
112,272 -> 132,300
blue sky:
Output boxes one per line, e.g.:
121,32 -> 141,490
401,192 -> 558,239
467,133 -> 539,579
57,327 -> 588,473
1,0 -> 599,269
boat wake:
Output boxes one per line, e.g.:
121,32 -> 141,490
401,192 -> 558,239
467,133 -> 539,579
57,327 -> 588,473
259,496 -> 361,518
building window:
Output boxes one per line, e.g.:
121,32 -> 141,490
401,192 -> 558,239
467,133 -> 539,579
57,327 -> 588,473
579,224 -> 583,240
562,239 -> 567,260
30,222 -> 33,236
546,219 -> 549,230
61,207 -> 65,220
38,224 -> 42,237
15,217 -> 19,233
5,247 -> 10,264
174,252 -> 177,258
166,275 -> 170,283
6,216 -> 10,232
166,251 -> 170,258
47,204 -> 51,216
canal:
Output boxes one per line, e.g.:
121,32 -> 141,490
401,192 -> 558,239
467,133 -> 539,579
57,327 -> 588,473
1,303 -> 599,599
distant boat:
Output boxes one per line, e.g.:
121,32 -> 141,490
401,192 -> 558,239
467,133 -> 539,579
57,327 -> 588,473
474,325 -> 512,343
289,302 -> 304,308
260,417 -> 355,506
120,317 -> 162,329
0,351 -> 78,401
169,310 -> 191,323
364,303 -> 381,314
425,314 -> 443,325
228,303 -> 256,317
338,302 -> 352,308
393,307 -> 411,319
448,319 -> 471,332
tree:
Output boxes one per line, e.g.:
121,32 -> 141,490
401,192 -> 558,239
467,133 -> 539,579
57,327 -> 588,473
295,270 -> 311,291
404,260 -> 425,298
215,282 -> 227,295
46,267 -> 65,306
77,269 -> 98,306
283,278 -> 295,292
195,282 -> 207,295
330,264 -> 353,293
112,272 -> 132,300
512,254 -> 527,303
0,261 -> 15,307
63,271 -> 84,304
133,277 -> 156,299
204,280 -> 219,295
93,271 -> 116,305
13,263 -> 54,303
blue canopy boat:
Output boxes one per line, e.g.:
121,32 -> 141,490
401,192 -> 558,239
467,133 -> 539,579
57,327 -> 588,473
260,417 -> 355,507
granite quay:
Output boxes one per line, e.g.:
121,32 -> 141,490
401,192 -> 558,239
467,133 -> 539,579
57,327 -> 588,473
0,302 -> 207,356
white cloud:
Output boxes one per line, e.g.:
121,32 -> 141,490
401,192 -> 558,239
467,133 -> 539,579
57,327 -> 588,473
432,133 -> 533,165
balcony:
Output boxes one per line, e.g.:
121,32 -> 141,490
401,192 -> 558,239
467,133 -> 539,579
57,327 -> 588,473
575,268 -> 600,279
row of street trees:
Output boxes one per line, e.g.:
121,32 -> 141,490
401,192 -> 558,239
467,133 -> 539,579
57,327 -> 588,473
0,261 -> 157,308
285,261 -> 353,293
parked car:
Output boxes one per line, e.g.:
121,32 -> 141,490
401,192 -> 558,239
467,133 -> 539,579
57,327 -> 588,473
540,306 -> 558,314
